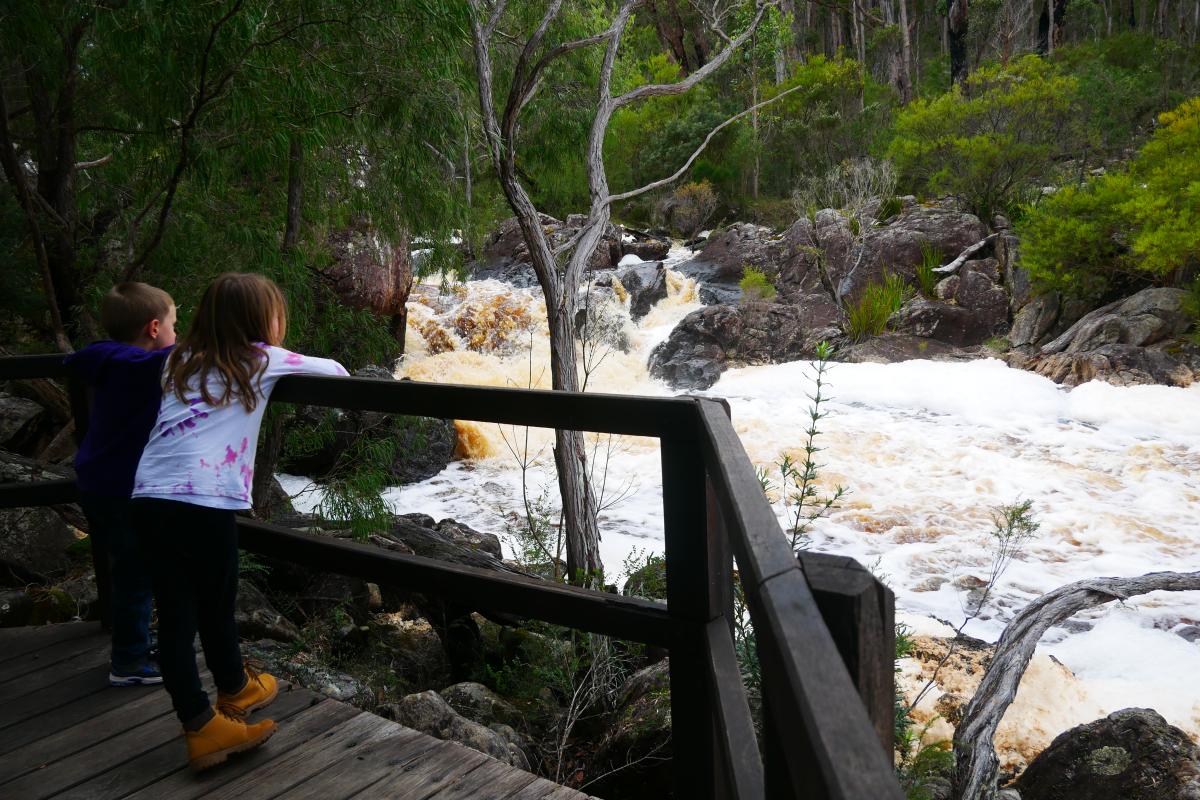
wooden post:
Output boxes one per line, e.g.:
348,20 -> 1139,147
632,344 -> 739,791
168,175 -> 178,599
799,552 -> 896,753
662,435 -> 721,799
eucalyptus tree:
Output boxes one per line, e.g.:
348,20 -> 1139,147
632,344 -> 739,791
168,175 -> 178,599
467,0 -> 808,583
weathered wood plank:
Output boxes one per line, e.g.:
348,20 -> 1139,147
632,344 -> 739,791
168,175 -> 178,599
0,664 -> 111,732
0,478 -> 79,510
0,679 -> 174,784
359,739 -> 489,799
0,639 -> 113,702
54,685 -> 317,800
0,622 -> 98,665
502,776 -> 587,800
120,691 -> 350,800
237,519 -> 673,647
0,632 -> 109,685
271,727 -> 436,800
423,752 -> 539,799
196,712 -> 397,800
704,617 -> 764,800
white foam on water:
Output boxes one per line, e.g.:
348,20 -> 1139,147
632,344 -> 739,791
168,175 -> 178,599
281,248 -> 1200,742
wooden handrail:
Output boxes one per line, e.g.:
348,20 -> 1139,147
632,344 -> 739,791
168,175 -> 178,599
0,354 -> 902,800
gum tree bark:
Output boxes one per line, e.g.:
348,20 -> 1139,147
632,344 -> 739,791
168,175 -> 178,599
951,570 -> 1200,800
467,0 -> 785,583
948,0 -> 969,86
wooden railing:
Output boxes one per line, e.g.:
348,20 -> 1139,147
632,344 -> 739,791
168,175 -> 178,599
0,353 -> 903,800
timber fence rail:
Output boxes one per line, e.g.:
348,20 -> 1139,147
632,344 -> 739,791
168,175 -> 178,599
0,352 -> 902,800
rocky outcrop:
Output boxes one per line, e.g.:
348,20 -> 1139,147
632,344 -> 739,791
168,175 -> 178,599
279,366 -> 456,484
440,681 -> 524,730
393,689 -> 530,769
648,297 -> 839,390
0,505 -> 79,580
1015,708 -> 1200,800
1013,288 -> 1199,387
0,393 -> 46,454
235,579 -> 301,643
321,219 -> 413,322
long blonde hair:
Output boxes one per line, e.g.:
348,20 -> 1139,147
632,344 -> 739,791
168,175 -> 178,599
166,273 -> 287,411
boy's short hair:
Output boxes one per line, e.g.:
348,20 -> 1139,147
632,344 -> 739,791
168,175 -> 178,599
100,282 -> 174,343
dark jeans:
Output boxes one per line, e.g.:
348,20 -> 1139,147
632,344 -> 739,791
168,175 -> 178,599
130,498 -> 245,723
79,492 -> 153,671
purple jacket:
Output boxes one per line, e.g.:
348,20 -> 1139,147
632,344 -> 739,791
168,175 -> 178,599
65,341 -> 173,498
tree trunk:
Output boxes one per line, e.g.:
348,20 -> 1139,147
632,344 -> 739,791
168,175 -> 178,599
948,0 -> 969,87
283,134 -> 303,252
898,0 -> 915,102
951,570 -> 1200,800
648,0 -> 692,72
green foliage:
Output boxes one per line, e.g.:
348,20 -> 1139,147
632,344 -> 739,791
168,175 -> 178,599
619,548 -> 667,601
889,56 -> 1084,219
1185,278 -> 1200,343
915,242 -> 941,298
846,273 -> 913,341
668,180 -> 720,239
1020,96 -> 1200,301
877,196 -> 904,220
738,266 -> 778,301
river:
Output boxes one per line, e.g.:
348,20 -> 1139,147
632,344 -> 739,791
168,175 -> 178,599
279,244 -> 1200,748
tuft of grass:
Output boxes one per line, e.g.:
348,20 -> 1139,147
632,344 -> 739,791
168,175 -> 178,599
739,266 -> 777,301
916,242 -> 941,298
846,272 -> 913,342
877,195 -> 903,220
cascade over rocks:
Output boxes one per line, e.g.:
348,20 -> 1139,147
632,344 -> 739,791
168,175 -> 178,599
615,262 -> 668,321
648,298 -> 839,390
1015,708 -> 1200,800
1010,288 -> 1200,387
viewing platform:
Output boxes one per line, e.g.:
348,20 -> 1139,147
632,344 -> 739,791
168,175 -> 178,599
0,622 -> 594,800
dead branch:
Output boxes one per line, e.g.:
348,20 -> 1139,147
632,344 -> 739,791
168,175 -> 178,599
933,233 -> 998,274
952,570 -> 1200,800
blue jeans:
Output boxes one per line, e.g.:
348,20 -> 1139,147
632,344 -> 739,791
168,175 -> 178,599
79,492 -> 155,670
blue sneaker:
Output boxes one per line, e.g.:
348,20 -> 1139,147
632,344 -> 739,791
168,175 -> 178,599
110,663 -> 163,687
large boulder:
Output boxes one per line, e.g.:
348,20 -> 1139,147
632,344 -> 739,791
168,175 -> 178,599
0,505 -> 79,579
648,297 -> 839,390
1019,288 -> 1200,387
279,367 -> 456,484
891,298 -> 1005,347
785,206 -> 988,305
0,394 -> 46,454
235,579 -> 301,643
694,223 -> 788,280
393,690 -> 529,769
1015,708 -> 1200,800
615,262 -> 668,321
440,681 -> 524,730
321,220 -> 413,318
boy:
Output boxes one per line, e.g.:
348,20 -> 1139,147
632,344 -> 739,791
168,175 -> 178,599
66,282 -> 177,686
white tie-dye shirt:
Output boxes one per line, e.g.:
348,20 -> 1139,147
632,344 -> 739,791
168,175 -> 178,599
133,345 -> 347,510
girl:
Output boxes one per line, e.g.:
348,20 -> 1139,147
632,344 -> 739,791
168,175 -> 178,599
130,272 -> 348,772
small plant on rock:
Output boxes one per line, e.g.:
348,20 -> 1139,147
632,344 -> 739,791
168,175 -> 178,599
846,272 -> 913,342
915,242 -> 941,298
738,266 -> 777,302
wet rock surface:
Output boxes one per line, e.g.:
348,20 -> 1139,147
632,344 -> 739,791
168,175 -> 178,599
1015,708 -> 1200,800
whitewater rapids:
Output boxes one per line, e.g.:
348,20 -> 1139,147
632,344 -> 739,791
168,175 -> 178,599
279,245 -> 1200,750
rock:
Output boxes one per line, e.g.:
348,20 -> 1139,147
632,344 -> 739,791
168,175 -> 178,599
235,579 -> 300,642
1015,708 -> 1200,800
1021,288 -> 1200,387
996,233 -> 1032,312
815,206 -> 988,305
476,214 -> 626,278
648,298 -> 838,390
321,219 -> 413,341
621,230 -> 671,262
0,506 -> 79,578
0,589 -> 32,627
440,681 -> 522,729
55,572 -> 100,621
395,690 -> 529,769
1009,294 -> 1061,348
671,258 -> 743,305
279,367 -> 456,484
587,659 -> 673,800
0,393 -> 45,453
935,275 -> 960,302
952,264 -> 1009,334
892,298 -> 1004,347
696,223 -> 787,281
1177,625 -> 1200,643
616,262 -> 669,321
622,557 -> 667,601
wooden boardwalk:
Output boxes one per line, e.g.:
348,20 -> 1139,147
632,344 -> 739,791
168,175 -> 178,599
0,622 -> 595,800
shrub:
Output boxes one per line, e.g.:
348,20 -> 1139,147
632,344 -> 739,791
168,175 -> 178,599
1020,96 -> 1200,301
739,266 -> 777,301
668,180 -> 719,239
846,273 -> 912,341
888,56 -> 1084,219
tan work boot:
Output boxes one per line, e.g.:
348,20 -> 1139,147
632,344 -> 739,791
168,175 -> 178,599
185,708 -> 276,772
217,663 -> 278,718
